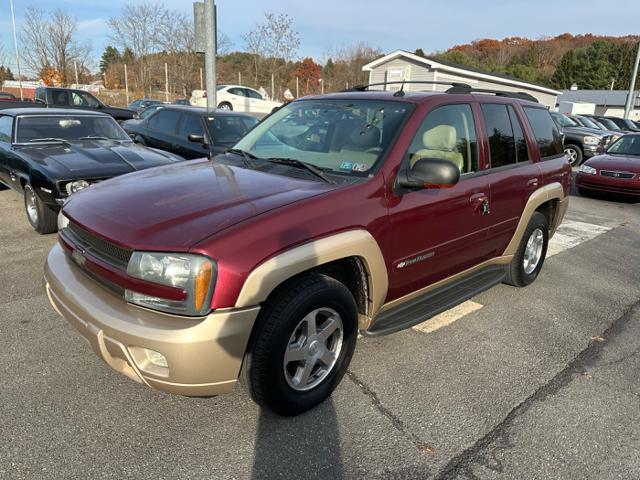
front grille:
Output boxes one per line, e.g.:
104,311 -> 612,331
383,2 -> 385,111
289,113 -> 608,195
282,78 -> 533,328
66,222 -> 132,268
600,170 -> 635,179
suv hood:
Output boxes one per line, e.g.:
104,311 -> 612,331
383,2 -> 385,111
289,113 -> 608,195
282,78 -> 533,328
561,125 -> 605,137
63,159 -> 339,250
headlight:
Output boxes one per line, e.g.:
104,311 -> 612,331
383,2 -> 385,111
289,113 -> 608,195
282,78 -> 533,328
57,211 -> 69,230
579,165 -> 597,175
125,252 -> 216,316
65,180 -> 89,195
583,136 -> 601,146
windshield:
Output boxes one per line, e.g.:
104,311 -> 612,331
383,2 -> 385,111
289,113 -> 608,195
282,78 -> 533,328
16,115 -> 131,143
234,99 -> 411,175
607,135 -> 640,156
576,116 -> 601,129
551,112 -> 578,127
598,118 -> 621,131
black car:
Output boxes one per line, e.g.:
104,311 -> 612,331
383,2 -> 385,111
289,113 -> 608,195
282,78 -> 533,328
550,112 -> 609,166
585,115 -> 625,133
122,106 -> 259,159
569,114 -> 622,145
0,108 -> 183,234
128,98 -> 163,112
603,116 -> 640,132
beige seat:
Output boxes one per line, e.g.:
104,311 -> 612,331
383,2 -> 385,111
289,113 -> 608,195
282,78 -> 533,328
410,125 -> 463,171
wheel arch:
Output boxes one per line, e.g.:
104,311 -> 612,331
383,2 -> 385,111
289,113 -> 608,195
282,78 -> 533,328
234,229 -> 389,326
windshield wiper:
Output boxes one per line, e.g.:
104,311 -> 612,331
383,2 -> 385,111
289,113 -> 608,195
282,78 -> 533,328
266,157 -> 334,184
79,136 -> 111,141
27,137 -> 71,146
226,148 -> 259,168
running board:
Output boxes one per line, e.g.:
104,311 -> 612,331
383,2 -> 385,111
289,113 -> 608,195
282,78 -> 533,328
363,266 -> 506,337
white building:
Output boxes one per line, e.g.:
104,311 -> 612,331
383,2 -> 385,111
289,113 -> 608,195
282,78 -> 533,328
362,50 -> 561,108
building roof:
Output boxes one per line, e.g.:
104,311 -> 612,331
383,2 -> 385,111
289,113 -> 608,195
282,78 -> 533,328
362,50 -> 561,96
557,89 -> 640,107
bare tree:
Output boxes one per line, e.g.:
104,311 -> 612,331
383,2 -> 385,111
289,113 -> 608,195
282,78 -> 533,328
243,13 -> 300,84
21,7 -> 90,85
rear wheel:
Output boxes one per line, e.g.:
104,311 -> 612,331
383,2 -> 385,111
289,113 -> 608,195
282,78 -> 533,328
504,211 -> 549,287
218,102 -> 233,110
23,183 -> 57,234
564,144 -> 583,166
242,273 -> 358,416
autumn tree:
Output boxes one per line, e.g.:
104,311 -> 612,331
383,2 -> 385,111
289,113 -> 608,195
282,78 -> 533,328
294,58 -> 321,94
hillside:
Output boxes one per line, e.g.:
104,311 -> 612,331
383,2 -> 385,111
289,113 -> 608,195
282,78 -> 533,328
427,34 -> 640,90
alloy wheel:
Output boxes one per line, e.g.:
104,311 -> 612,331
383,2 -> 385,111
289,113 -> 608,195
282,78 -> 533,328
523,228 -> 544,274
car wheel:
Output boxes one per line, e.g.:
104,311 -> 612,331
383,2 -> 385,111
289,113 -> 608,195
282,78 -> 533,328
23,183 -> 57,234
242,273 -> 358,416
564,144 -> 583,166
504,211 -> 549,287
218,102 -> 233,111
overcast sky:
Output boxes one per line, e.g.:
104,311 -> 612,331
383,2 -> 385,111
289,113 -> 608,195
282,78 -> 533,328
1,0 -> 639,73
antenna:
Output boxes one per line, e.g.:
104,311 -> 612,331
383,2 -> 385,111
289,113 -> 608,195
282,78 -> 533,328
393,80 -> 406,97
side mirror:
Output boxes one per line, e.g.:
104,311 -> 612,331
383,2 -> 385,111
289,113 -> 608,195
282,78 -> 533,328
398,158 -> 460,190
133,112 -> 140,119
188,133 -> 206,144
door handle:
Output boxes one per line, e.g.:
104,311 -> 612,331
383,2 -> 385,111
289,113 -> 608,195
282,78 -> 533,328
469,193 -> 490,215
526,178 -> 539,189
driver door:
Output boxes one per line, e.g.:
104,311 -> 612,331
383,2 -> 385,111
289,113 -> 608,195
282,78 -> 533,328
387,102 -> 494,300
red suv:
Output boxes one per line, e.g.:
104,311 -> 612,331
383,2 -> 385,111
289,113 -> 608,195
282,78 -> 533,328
45,83 -> 571,416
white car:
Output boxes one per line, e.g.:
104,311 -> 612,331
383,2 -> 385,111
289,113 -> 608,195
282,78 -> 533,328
190,85 -> 282,114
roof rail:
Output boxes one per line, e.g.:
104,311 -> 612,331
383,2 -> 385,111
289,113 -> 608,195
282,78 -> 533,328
445,85 -> 539,103
343,81 -> 472,92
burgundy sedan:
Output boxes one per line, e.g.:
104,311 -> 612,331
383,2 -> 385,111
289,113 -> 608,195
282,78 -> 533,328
576,134 -> 640,197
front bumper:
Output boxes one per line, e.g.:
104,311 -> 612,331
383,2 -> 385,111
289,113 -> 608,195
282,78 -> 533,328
44,244 -> 259,396
576,172 -> 640,196
583,145 -> 600,159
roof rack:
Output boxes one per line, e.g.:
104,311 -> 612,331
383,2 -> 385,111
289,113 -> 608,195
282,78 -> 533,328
445,85 -> 539,103
343,81 -> 472,92
341,80 -> 539,103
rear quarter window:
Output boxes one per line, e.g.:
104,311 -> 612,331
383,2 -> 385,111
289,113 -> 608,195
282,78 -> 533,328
523,107 -> 563,160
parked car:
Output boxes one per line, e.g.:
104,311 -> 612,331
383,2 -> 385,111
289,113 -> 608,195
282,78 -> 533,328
0,87 -> 136,122
174,98 -> 190,105
0,108 -> 183,233
122,105 -> 259,159
576,133 -> 640,197
190,85 -> 282,113
121,104 -> 167,133
603,116 -> 640,133
568,114 -> 621,145
128,99 -> 163,112
586,115 -> 625,133
550,111 -> 609,166
0,92 -> 17,101
45,84 -> 570,416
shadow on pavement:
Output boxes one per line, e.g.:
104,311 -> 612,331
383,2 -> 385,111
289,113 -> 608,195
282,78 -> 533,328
251,399 -> 343,479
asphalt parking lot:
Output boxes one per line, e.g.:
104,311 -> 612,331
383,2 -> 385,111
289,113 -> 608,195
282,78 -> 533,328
1,187 -> 639,480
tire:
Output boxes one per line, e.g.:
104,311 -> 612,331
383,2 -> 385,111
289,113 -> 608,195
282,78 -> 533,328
504,211 -> 549,287
218,102 -> 233,111
564,144 -> 583,167
23,183 -> 57,234
242,273 -> 358,416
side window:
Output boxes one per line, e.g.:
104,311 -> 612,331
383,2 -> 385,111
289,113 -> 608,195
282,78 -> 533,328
71,92 -> 87,106
207,116 -> 253,145
0,116 -> 13,142
481,103 -> 516,168
509,106 -> 530,163
245,89 -> 262,100
523,107 -> 564,160
51,90 -> 70,106
79,92 -> 100,107
229,88 -> 245,97
407,104 -> 478,174
148,110 -> 181,135
178,114 -> 204,138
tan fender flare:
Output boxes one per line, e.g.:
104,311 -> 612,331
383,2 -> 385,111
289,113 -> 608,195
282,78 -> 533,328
234,229 -> 389,318
503,182 -> 566,256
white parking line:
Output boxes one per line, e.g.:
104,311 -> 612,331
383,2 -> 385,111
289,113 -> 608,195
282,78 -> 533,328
548,219 -> 613,258
412,300 -> 483,334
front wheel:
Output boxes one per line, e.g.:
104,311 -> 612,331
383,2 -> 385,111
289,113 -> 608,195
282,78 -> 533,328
504,211 -> 549,287
218,102 -> 233,110
242,273 -> 358,416
564,144 -> 583,166
24,183 -> 57,234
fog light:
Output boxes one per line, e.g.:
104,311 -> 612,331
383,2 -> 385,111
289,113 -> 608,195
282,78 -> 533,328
144,348 -> 168,368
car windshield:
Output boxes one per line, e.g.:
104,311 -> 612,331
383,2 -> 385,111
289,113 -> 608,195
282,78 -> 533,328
234,99 -> 411,175
607,135 -> 640,156
577,116 -> 601,129
552,112 -> 578,127
140,105 -> 162,119
598,118 -> 621,130
15,115 -> 131,143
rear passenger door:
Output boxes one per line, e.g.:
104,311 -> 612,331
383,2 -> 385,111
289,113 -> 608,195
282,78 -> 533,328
478,102 -> 542,256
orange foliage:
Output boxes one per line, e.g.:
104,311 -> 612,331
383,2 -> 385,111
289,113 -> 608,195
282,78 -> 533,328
40,66 -> 62,86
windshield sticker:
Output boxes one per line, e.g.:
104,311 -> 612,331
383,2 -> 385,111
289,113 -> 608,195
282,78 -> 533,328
339,161 -> 353,170
351,163 -> 367,172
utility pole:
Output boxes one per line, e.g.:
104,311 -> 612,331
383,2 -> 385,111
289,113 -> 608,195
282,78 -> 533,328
204,0 -> 217,111
124,63 -> 130,105
296,76 -> 299,98
74,61 -> 79,87
271,73 -> 275,100
199,68 -> 203,90
164,62 -> 169,102
624,42 -> 640,120
9,0 -> 23,100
